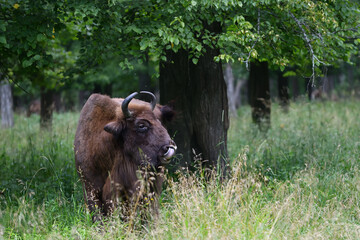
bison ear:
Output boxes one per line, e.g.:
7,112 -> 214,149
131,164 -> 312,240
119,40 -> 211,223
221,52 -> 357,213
104,121 -> 124,136
160,105 -> 175,122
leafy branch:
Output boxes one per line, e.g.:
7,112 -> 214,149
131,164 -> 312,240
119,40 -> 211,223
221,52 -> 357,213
289,11 -> 328,86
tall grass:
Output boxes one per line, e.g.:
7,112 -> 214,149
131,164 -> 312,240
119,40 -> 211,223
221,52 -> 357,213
1,100 -> 359,239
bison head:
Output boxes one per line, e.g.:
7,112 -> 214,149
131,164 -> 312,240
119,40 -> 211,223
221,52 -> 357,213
103,91 -> 176,168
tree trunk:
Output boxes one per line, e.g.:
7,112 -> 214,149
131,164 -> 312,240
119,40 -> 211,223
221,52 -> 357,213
248,61 -> 271,131
93,83 -> 102,94
93,83 -> 112,96
40,87 -> 54,129
54,91 -> 62,113
139,53 -> 154,92
305,79 -> 314,100
291,77 -> 300,100
277,71 -> 289,112
103,83 -> 112,97
159,49 -> 194,170
159,37 -> 229,175
188,42 -> 229,175
224,63 -> 237,117
0,80 -> 14,128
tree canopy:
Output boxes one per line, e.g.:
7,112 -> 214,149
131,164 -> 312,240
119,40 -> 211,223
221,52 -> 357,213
0,1 -> 69,80
71,0 -> 359,80
2,0 -> 359,86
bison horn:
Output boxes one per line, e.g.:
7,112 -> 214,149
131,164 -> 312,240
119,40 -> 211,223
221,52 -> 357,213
139,91 -> 156,111
122,91 -> 157,118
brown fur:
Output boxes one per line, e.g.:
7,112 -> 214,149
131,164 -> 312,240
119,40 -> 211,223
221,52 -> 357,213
74,94 -> 175,220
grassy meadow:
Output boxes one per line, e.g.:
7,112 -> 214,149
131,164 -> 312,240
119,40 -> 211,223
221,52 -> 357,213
1,99 -> 360,239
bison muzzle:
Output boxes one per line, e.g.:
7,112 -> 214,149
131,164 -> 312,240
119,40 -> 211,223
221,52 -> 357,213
74,92 -> 176,221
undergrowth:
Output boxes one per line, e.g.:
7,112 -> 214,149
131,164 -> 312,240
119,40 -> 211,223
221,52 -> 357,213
1,100 -> 359,239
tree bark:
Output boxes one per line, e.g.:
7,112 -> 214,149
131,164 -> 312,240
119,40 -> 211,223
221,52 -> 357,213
248,61 -> 271,131
40,87 -> 54,129
159,49 -> 194,170
159,40 -> 229,175
189,42 -> 229,175
277,71 -> 289,112
0,80 -> 14,128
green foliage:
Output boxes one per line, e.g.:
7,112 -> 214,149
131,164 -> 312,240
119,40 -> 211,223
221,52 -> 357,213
71,0 -> 359,79
1,1 -> 64,69
2,0 -> 359,94
0,0 -> 77,91
1,100 -> 360,238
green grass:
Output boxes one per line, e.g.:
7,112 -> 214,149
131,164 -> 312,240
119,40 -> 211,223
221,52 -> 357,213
1,100 -> 360,239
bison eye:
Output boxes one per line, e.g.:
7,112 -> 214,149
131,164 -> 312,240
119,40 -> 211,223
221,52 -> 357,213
137,123 -> 149,133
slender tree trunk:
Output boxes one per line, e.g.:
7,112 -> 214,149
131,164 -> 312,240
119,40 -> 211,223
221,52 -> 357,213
54,91 -> 62,112
159,24 -> 229,176
139,53 -> 153,92
291,77 -> 300,100
248,61 -> 271,131
234,79 -> 245,108
40,87 -> 54,129
0,80 -> 14,128
277,71 -> 289,112
347,63 -> 354,92
305,79 -> 314,100
224,63 -> 237,117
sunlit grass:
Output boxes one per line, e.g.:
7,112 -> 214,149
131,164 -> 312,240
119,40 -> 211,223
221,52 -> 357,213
1,100 -> 360,239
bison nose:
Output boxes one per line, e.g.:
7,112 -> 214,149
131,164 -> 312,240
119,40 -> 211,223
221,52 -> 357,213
160,141 -> 177,164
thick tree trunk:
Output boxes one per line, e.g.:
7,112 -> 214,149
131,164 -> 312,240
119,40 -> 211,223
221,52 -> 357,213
189,43 -> 229,175
159,49 -> 194,170
40,87 -> 54,129
248,61 -> 271,131
277,72 -> 289,112
159,45 -> 229,175
0,80 -> 14,128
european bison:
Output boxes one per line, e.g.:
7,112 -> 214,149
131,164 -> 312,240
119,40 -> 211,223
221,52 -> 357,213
74,92 -> 176,220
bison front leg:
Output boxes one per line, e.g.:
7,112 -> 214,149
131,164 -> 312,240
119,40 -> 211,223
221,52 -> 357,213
102,177 -> 115,217
103,179 -> 134,222
83,182 -> 104,222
